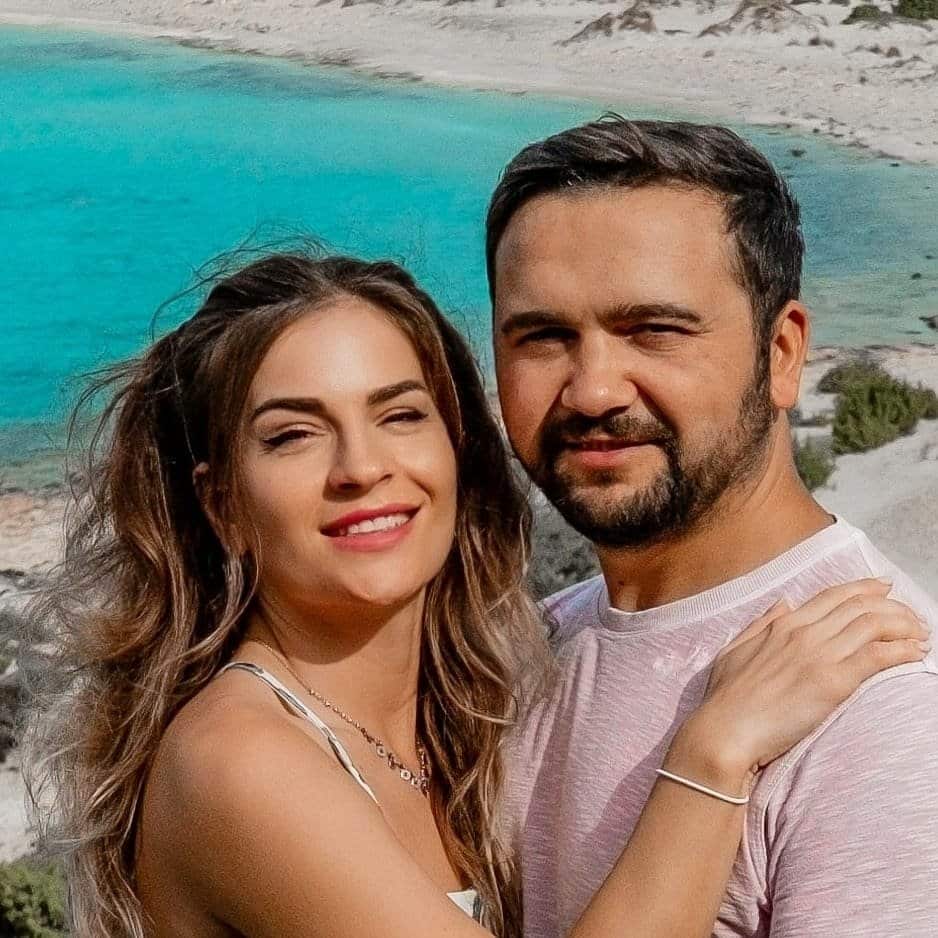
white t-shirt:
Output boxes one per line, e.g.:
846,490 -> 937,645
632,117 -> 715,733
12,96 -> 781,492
508,517 -> 938,937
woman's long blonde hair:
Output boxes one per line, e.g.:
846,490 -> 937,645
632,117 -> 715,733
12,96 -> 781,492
23,253 -> 550,937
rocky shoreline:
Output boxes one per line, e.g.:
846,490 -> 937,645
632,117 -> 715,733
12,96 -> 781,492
2,0 -> 938,164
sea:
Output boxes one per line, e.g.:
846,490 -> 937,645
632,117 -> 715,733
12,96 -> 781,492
2,25 -> 937,487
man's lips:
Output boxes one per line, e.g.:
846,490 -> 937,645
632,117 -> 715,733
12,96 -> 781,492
562,437 -> 659,451
559,437 -> 661,469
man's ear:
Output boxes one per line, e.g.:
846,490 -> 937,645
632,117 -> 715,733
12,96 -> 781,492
769,301 -> 810,411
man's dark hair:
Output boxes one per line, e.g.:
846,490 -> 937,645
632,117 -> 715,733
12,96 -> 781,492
485,115 -> 804,346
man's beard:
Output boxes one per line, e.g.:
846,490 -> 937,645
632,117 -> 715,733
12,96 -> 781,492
524,362 -> 775,549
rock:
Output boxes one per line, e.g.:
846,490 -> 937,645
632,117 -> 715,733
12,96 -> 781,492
0,669 -> 22,765
920,313 -> 938,330
562,2 -> 657,42
699,0 -> 826,37
791,147 -> 807,156
912,272 -> 923,279
529,500 -> 599,599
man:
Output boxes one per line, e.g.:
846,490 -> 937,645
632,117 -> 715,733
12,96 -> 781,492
488,116 -> 938,937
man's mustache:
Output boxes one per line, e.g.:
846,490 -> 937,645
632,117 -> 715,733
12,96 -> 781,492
539,412 -> 676,454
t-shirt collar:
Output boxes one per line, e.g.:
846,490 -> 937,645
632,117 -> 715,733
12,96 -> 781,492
596,515 -> 856,634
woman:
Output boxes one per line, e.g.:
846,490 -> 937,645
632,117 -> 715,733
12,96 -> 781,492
26,252 -> 928,938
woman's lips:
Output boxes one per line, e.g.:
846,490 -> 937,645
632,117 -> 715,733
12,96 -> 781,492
321,507 -> 419,553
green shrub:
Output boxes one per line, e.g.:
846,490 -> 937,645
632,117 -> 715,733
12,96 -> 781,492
893,0 -> 938,18
793,436 -> 836,490
789,406 -> 832,428
844,2 -> 889,20
817,358 -> 889,393
831,371 -> 933,453
0,861 -> 67,937
911,383 -> 938,418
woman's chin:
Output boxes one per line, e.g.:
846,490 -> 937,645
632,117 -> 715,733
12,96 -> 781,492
339,574 -> 433,611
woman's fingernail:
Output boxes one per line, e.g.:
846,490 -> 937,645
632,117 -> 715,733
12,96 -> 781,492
916,640 -> 932,653
876,577 -> 893,588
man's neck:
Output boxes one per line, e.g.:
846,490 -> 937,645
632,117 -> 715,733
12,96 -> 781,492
598,463 -> 833,613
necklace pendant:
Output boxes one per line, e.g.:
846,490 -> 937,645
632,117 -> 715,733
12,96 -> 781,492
375,744 -> 387,758
400,768 -> 413,782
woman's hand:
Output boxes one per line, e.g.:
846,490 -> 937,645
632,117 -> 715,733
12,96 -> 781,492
667,578 -> 931,794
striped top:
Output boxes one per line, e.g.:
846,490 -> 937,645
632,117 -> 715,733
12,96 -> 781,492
217,661 -> 484,923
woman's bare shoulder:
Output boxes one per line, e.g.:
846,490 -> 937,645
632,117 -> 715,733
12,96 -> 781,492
141,669 -> 341,862
136,671 -> 474,938
136,670 -> 375,934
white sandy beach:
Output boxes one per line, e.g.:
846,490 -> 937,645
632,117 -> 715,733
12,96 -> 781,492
3,0 -> 938,162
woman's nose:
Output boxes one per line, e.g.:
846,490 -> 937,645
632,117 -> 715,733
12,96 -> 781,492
326,433 -> 390,492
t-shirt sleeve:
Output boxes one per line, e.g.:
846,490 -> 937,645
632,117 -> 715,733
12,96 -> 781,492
764,668 -> 938,938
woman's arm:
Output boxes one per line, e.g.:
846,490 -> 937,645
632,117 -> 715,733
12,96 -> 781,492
163,579 -> 926,938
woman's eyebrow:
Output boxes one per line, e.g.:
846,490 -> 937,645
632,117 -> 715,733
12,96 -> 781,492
366,379 -> 428,407
250,380 -> 428,423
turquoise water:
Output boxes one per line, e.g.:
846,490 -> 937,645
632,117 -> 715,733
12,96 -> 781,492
2,25 -> 937,484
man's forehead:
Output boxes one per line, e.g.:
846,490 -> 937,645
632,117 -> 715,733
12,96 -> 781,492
492,185 -> 740,319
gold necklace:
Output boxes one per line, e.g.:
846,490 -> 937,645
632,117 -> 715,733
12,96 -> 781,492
251,639 -> 431,797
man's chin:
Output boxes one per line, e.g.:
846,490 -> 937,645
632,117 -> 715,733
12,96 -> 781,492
550,467 -> 663,500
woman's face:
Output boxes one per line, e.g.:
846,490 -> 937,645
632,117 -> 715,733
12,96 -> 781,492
236,296 -> 459,618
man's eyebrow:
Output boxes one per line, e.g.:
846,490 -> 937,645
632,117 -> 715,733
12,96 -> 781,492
498,303 -> 704,338
601,303 -> 704,328
250,380 -> 428,423
498,310 -> 570,338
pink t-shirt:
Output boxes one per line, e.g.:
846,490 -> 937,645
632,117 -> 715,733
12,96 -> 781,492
508,517 -> 938,937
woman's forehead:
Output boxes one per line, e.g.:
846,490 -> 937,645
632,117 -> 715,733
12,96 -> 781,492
249,300 -> 426,407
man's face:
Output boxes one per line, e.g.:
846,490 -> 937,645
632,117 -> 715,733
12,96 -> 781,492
493,184 -> 776,548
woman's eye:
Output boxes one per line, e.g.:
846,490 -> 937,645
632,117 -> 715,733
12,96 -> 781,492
263,428 -> 314,448
384,409 -> 428,425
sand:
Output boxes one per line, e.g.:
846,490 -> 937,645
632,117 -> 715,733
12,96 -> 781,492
1,0 -> 938,163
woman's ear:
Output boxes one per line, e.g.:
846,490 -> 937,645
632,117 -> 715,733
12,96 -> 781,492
769,301 -> 811,411
192,462 -> 214,516
192,462 -> 243,552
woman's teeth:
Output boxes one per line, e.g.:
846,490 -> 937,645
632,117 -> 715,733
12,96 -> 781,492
338,513 -> 411,537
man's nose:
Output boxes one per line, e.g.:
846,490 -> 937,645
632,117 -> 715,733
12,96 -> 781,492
560,338 -> 639,417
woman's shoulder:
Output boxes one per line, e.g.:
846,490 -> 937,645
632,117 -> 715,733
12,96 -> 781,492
141,668 -> 357,863
152,666 -> 338,804
138,672 -> 400,934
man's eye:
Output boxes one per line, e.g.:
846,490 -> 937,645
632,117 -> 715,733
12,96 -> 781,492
518,328 -> 573,345
635,324 -> 683,337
